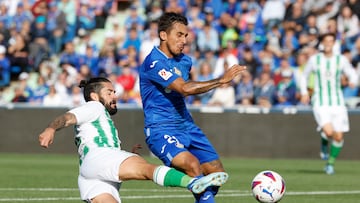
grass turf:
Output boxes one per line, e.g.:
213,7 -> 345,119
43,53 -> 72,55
0,153 -> 359,203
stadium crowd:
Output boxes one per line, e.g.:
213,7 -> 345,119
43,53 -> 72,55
0,0 -> 360,108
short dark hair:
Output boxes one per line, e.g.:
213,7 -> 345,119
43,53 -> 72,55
319,32 -> 336,42
158,12 -> 188,34
79,77 -> 111,102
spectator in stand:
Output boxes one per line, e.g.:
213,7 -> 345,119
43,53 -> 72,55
78,64 -> 93,81
30,14 -> 50,41
253,71 -> 276,108
196,49 -> 217,73
195,61 -> 214,105
280,27 -> 299,65
238,46 -> 261,78
185,4 -> 204,35
59,41 -> 81,70
275,69 -> 298,106
220,13 -> 238,49
165,0 -> 185,15
316,1 -> 340,34
78,2 -> 96,31
145,0 -> 163,22
222,0 -> 242,20
38,60 -> 58,86
124,5 -> 145,32
12,72 -> 32,102
27,74 -> 49,104
7,32 -> 29,78
261,0 -> 286,31
0,45 -> 10,88
58,0 -> 77,43
273,57 -> 295,86
203,0 -> 223,19
68,84 -> 85,107
12,2 -> 33,33
0,3 -> 11,29
348,0 -> 360,19
98,46 -> 117,77
213,44 -> 239,78
283,1 -> 306,34
208,82 -> 236,107
116,64 -> 135,93
78,45 -> 100,76
139,21 -> 160,63
42,84 -> 64,106
53,70 -> 72,103
235,70 -> 254,105
337,4 -> 359,51
28,36 -> 51,72
121,26 -> 141,53
46,0 -> 67,55
108,18 -> 126,49
11,85 -> 28,102
196,21 -> 220,55
203,7 -> 222,35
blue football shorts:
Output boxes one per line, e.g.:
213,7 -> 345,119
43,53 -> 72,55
144,123 -> 219,166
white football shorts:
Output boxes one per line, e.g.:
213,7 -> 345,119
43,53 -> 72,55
78,148 -> 137,202
313,106 -> 349,133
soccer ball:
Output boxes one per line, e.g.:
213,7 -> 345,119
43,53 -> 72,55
251,170 -> 286,203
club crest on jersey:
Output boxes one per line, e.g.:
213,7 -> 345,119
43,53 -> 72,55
174,67 -> 182,76
158,69 -> 173,80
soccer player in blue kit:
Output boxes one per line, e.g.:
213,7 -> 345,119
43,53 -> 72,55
139,12 -> 246,202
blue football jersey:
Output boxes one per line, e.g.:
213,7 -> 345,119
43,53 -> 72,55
139,46 -> 194,127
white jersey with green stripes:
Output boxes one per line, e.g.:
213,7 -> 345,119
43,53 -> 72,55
69,101 -> 121,164
300,52 -> 358,107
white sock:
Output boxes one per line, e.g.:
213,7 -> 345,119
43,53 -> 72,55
153,166 -> 171,186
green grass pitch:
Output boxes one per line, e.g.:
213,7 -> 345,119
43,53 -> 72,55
0,153 -> 360,203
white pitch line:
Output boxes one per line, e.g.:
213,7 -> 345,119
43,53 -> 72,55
0,189 -> 360,201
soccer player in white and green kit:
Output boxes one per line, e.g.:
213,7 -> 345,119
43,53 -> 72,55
38,77 -> 228,203
300,33 -> 358,175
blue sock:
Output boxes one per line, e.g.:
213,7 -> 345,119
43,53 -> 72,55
193,186 -> 219,203
193,191 -> 214,203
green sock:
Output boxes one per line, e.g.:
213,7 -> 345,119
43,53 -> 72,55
153,166 -> 193,188
328,140 -> 344,165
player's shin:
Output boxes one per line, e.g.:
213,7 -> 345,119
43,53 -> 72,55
328,139 -> 344,165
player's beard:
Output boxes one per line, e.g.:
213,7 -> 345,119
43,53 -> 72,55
99,97 -> 118,115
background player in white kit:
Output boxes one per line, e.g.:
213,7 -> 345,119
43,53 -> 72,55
300,33 -> 358,175
38,77 -> 228,203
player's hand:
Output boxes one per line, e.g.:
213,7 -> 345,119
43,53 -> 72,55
220,64 -> 247,84
39,128 -> 55,148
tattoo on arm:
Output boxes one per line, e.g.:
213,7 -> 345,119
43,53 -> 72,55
48,113 -> 76,131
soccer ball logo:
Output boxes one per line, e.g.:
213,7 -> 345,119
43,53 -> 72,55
251,170 -> 286,203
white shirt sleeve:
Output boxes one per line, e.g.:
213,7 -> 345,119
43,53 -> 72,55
69,101 -> 103,125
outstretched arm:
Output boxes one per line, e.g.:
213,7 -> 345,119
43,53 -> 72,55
38,112 -> 77,148
168,64 -> 246,96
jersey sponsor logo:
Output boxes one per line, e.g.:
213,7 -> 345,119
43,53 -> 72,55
158,69 -> 173,80
174,67 -> 182,76
150,60 -> 158,68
